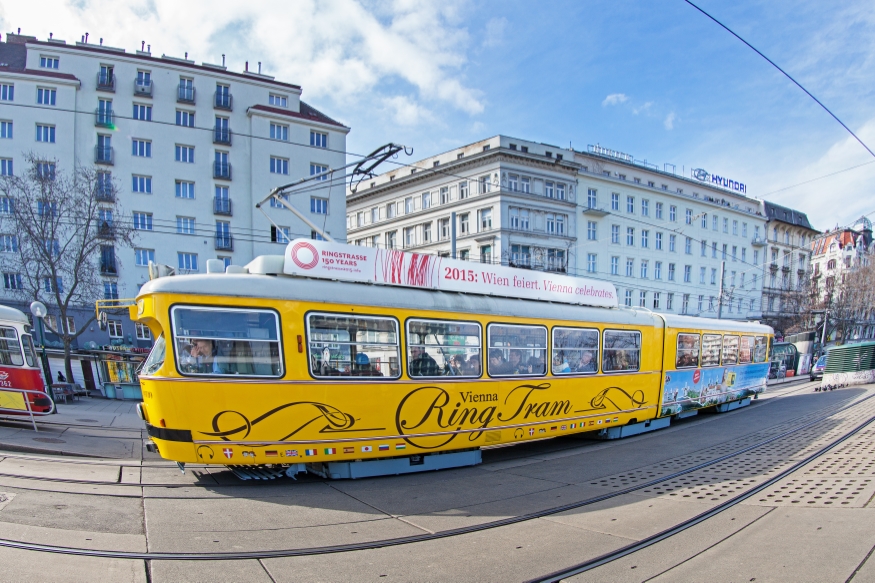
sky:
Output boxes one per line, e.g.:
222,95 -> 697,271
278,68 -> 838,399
3,0 -> 874,231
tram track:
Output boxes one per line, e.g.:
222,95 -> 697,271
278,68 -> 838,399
0,385 -> 870,562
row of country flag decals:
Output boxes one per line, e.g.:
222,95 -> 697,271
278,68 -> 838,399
219,418 -> 622,459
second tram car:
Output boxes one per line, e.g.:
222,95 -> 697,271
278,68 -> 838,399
0,304 -> 52,415
127,240 -> 772,475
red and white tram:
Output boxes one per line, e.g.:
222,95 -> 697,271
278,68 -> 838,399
0,304 -> 52,415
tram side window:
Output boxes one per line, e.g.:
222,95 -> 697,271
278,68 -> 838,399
738,336 -> 754,364
701,334 -> 722,367
407,319 -> 481,378
21,334 -> 36,367
552,327 -> 599,374
676,333 -> 700,368
308,313 -> 399,379
723,335 -> 739,365
603,330 -> 641,372
487,324 -> 547,376
0,326 -> 23,366
172,307 -> 282,377
754,336 -> 768,363
141,334 -> 166,375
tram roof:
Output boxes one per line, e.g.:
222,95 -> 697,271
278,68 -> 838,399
139,272 -> 771,334
0,304 -> 30,325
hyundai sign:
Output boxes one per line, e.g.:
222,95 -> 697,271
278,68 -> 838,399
691,168 -> 747,194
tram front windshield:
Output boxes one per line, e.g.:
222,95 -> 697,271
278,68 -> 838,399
0,326 -> 23,366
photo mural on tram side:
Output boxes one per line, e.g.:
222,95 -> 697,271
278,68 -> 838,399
660,363 -> 769,417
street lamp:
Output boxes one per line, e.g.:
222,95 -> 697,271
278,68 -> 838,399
29,301 -> 56,413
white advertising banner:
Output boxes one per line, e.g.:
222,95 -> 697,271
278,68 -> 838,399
283,239 -> 618,308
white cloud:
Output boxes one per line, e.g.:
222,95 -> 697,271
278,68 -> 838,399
382,95 -> 435,127
482,17 -> 508,48
664,112 -> 676,130
633,102 -> 652,115
1,0 -> 484,121
602,93 -> 629,107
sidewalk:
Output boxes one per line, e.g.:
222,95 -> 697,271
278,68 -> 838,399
0,396 -> 147,459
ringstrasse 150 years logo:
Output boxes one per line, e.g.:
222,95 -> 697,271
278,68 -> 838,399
291,241 -> 319,270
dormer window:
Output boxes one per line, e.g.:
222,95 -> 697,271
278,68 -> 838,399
269,93 -> 288,108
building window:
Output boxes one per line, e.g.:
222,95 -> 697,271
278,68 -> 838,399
611,193 -> 620,211
511,245 -> 531,266
480,245 -> 492,264
3,272 -> 22,290
685,208 -> 693,225
587,188 -> 597,208
133,103 -> 152,121
587,221 -> 597,241
640,260 -> 648,279
641,199 -> 649,216
639,291 -> 647,307
135,248 -> 155,266
724,218 -> 729,233
626,227 -> 635,246
685,237 -> 692,254
136,322 -> 151,340
175,180 -> 195,199
175,145 -> 194,163
311,197 -> 328,215
711,268 -> 718,285
271,225 -> 291,243
132,175 -> 152,193
611,224 -> 620,244
641,230 -> 649,248
270,123 -> 289,141
510,207 -> 529,230
310,163 -> 328,180
508,174 -> 519,191
666,293 -> 674,311
0,121 -> 11,139
627,196 -> 635,213
655,202 -> 663,219
107,319 -> 123,338
479,175 -> 492,194
547,249 -> 566,271
669,234 -> 676,252
655,261 -> 662,279
270,157 -> 289,175
1,158 -> 13,176
701,213 -> 708,228
587,253 -> 597,273
653,292 -> 660,309
310,130 -> 328,148
556,183 -> 566,200
420,191 -> 431,210
626,258 -> 634,277
698,295 -> 704,312
422,222 -> 432,243
683,265 -> 692,283
611,256 -> 619,275
733,220 -> 738,235
37,87 -> 56,105
701,240 -> 707,256
459,213 -> 469,234
0,197 -> 13,214
655,232 -> 663,250
669,205 -> 677,222
668,263 -> 676,281
732,245 -> 738,261
624,290 -> 633,307
132,139 -> 152,157
459,181 -> 469,199
36,124 -> 56,143
681,294 -> 689,314
479,208 -> 492,231
546,213 -> 565,235
44,276 -> 63,294
177,252 -> 198,272
133,212 -> 152,231
36,162 -> 55,180
0,84 -> 13,101
176,216 -> 196,235
269,94 -> 288,107
175,110 -> 195,127
40,56 -> 59,69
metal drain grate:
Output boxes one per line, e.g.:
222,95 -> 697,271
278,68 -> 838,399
75,419 -> 99,423
32,438 -> 65,444
754,477 -> 875,507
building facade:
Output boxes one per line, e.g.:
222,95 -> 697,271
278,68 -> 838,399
346,135 -> 769,321
0,32 -> 348,347
758,201 -> 819,335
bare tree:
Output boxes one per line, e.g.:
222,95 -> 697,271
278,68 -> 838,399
0,154 -> 135,381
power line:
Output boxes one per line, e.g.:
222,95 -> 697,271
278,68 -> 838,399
684,0 -> 875,159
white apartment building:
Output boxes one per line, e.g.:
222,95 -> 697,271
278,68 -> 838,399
346,136 -> 579,271
759,201 -> 819,332
0,32 -> 348,346
347,135 -> 769,321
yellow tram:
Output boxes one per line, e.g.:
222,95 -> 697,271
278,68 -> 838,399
122,239 -> 772,476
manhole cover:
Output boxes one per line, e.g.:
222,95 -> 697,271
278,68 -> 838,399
32,438 -> 66,444
76,419 -> 98,423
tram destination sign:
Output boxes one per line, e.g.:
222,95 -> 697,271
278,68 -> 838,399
283,240 -> 618,308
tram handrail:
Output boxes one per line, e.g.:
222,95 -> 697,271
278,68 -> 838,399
0,387 -> 56,432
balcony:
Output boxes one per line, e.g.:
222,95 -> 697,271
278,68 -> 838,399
769,262 -> 778,271
97,72 -> 115,92
94,146 -> 114,165
213,127 -> 232,145
213,161 -> 232,180
95,109 -> 115,128
782,264 -> 791,272
582,205 -> 609,217
177,85 -> 196,104
215,234 -> 233,251
99,260 -> 118,276
214,197 -> 232,216
97,223 -> 115,240
214,91 -> 233,111
751,236 -> 767,247
95,186 -> 115,202
134,79 -> 153,97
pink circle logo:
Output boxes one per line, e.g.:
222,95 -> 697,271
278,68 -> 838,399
291,241 -> 319,270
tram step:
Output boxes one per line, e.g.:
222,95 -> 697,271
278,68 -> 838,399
307,450 -> 482,480
228,465 -> 289,480
596,416 -> 670,440
714,397 -> 751,413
